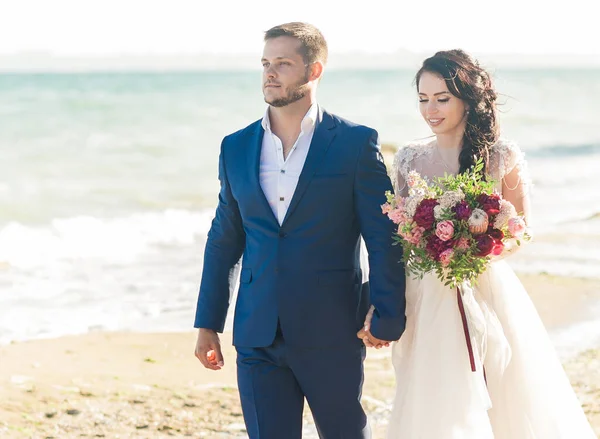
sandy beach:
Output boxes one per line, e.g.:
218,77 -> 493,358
1,273 -> 599,438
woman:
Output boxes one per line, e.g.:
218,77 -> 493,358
370,49 -> 596,438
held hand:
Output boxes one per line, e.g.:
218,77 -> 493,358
357,305 -> 391,348
357,325 -> 391,350
194,328 -> 224,370
357,327 -> 391,349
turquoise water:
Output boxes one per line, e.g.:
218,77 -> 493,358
1,69 -> 599,342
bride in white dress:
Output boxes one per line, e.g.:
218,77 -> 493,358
371,50 -> 597,438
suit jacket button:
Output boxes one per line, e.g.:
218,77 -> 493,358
279,231 -> 287,238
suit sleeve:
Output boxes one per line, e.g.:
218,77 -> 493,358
354,129 -> 406,341
194,138 -> 246,331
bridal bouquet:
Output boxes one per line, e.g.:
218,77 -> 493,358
382,160 -> 531,288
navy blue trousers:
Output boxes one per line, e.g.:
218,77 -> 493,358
236,326 -> 370,439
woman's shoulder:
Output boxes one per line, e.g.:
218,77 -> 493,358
395,138 -> 435,164
489,138 -> 528,181
490,137 -> 522,156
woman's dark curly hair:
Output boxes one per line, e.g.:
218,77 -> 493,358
415,49 -> 499,174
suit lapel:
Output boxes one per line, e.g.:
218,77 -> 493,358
282,109 -> 337,227
247,122 -> 280,227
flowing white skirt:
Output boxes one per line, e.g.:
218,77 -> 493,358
386,261 -> 597,438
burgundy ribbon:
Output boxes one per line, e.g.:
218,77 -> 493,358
457,286 -> 488,384
457,287 -> 477,372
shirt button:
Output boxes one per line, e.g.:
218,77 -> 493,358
280,169 -> 285,174
279,197 -> 284,201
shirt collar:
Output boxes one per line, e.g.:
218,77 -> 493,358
261,103 -> 319,134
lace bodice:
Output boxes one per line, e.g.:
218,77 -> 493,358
392,138 -> 531,198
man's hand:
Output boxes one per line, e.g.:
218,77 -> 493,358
357,324 -> 391,349
194,328 -> 224,370
357,306 -> 391,349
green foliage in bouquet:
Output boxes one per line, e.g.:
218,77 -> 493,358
383,158 -> 530,288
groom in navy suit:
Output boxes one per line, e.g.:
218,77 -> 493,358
194,22 -> 406,438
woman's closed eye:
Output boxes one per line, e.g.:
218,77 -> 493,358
419,98 -> 450,103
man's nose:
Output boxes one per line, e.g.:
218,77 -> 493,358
264,65 -> 277,79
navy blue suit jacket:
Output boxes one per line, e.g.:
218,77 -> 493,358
194,108 -> 406,348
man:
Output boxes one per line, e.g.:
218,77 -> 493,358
194,22 -> 406,438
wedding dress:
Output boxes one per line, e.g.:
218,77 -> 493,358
384,138 -> 597,438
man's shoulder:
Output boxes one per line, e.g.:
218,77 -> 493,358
223,119 -> 262,144
324,110 -> 376,136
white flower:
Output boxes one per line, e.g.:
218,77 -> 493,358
407,171 -> 435,199
493,200 -> 517,229
493,213 -> 509,229
499,199 -> 517,217
408,187 -> 423,198
434,205 -> 445,220
438,190 -> 465,209
406,170 -> 423,188
405,196 -> 423,218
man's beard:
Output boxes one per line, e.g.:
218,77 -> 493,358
265,72 -> 310,108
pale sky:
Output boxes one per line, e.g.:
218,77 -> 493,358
0,0 -> 596,56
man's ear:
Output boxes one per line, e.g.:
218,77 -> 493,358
308,61 -> 324,82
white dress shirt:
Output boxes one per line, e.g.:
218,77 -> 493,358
259,104 -> 319,225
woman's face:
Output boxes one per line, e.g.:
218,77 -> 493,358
417,71 -> 468,137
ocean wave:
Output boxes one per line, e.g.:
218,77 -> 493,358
527,142 -> 600,158
556,212 -> 600,224
0,209 -> 214,270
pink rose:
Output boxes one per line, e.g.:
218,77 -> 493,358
435,220 -> 455,241
407,226 -> 426,245
439,249 -> 455,267
398,223 -> 425,245
455,236 -> 471,250
389,208 -> 408,225
508,217 -> 526,237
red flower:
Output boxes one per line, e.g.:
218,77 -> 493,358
452,200 -> 472,221
475,234 -> 495,257
426,235 -> 452,260
414,199 -> 438,229
488,228 -> 504,241
477,193 -> 501,216
492,239 -> 505,256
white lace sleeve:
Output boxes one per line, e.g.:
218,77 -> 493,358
489,139 -> 533,260
489,139 -> 531,195
391,150 -> 407,196
391,142 -> 429,197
